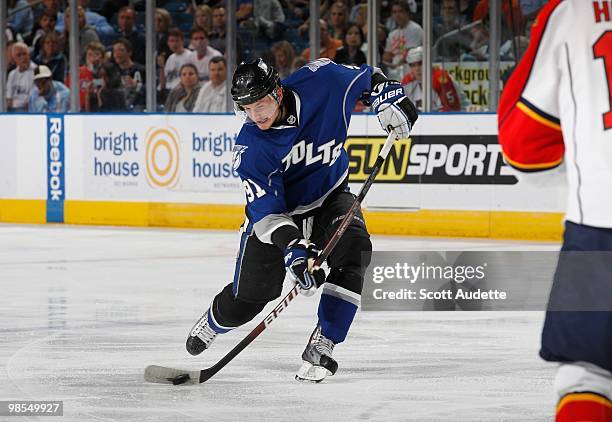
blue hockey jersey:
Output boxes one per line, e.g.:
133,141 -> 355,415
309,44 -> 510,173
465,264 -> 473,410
232,59 -> 374,244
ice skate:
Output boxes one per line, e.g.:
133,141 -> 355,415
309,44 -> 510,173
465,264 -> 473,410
185,310 -> 217,356
295,325 -> 338,383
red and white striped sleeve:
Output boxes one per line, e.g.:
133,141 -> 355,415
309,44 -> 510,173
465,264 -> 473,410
498,0 -> 566,172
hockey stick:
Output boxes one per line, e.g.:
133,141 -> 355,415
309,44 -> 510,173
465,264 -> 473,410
145,130 -> 398,385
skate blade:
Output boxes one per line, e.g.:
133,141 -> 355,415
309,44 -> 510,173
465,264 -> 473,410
144,365 -> 200,385
294,361 -> 332,383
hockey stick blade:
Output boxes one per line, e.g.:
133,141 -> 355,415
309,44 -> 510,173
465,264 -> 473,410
146,131 -> 398,385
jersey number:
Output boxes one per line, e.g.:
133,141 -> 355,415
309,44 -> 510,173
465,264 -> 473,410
593,30 -> 612,130
243,179 -> 266,203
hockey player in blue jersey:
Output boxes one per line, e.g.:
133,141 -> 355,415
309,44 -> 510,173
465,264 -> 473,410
186,57 -> 418,382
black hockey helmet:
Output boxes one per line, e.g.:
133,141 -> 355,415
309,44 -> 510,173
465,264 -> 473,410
231,59 -> 280,107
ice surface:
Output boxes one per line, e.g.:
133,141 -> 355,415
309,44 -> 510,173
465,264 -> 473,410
0,224 -> 560,421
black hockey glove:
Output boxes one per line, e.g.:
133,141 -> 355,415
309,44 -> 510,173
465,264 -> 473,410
370,81 -> 419,139
284,239 -> 326,296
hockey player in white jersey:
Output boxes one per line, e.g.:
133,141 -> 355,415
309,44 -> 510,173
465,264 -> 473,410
498,1 -> 612,420
185,58 -> 418,382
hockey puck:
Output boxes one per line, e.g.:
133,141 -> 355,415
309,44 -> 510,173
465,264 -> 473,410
168,373 -> 191,385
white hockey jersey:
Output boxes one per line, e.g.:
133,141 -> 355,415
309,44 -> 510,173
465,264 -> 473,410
498,0 -> 612,227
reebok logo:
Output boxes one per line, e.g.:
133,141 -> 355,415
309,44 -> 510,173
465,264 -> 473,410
48,117 -> 64,201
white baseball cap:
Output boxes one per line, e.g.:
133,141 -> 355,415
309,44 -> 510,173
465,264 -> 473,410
406,46 -> 423,64
33,65 -> 53,81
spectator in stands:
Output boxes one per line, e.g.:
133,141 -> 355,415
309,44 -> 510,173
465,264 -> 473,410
354,4 -> 367,35
271,41 -> 295,79
253,0 -> 286,41
334,23 -> 367,66
164,63 -> 201,112
433,0 -> 471,61
194,5 -> 212,33
56,0 -> 115,44
291,56 -> 307,73
401,46 -> 470,112
353,3 -> 387,60
6,42 -> 35,112
383,0 -> 417,32
27,11 -> 58,60
65,41 -> 105,111
286,0 -> 308,20
236,0 -> 254,26
209,6 -> 226,53
297,0 -> 338,35
301,19 -> 343,61
459,0 -> 477,21
28,65 -> 70,112
35,32 -> 66,82
95,61 -> 127,111
327,2 -> 350,40
112,38 -> 145,110
61,5 -> 100,63
209,6 -> 243,60
116,6 -> 146,65
100,0 -> 129,22
5,25 -> 22,46
382,0 -> 423,80
155,8 -> 173,59
472,0 -> 525,42
190,27 -> 222,81
5,26 -> 23,75
193,56 -> 227,113
33,0 -> 61,22
159,28 -> 194,92
460,16 -> 495,61
8,0 -> 34,36
4,41 -> 15,76
519,0 -> 546,20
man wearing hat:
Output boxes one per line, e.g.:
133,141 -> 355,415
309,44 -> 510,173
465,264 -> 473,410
401,46 -> 470,112
28,65 -> 70,112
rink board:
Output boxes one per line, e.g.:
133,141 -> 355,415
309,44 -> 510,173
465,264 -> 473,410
0,113 -> 565,240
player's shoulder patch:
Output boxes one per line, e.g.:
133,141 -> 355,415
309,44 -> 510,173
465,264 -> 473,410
305,58 -> 332,72
232,145 -> 248,170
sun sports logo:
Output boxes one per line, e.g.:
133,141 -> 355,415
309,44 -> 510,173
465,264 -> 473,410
346,135 -> 518,184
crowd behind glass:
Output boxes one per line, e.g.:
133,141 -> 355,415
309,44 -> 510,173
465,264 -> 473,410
3,0 -> 545,113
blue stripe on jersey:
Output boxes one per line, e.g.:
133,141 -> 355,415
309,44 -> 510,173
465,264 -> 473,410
232,220 -> 253,297
317,293 -> 359,344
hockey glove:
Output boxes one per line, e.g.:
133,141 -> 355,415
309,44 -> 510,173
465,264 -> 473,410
284,239 -> 326,296
371,81 -> 418,139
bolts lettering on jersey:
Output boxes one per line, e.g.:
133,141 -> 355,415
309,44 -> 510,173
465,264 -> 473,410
282,139 -> 342,171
